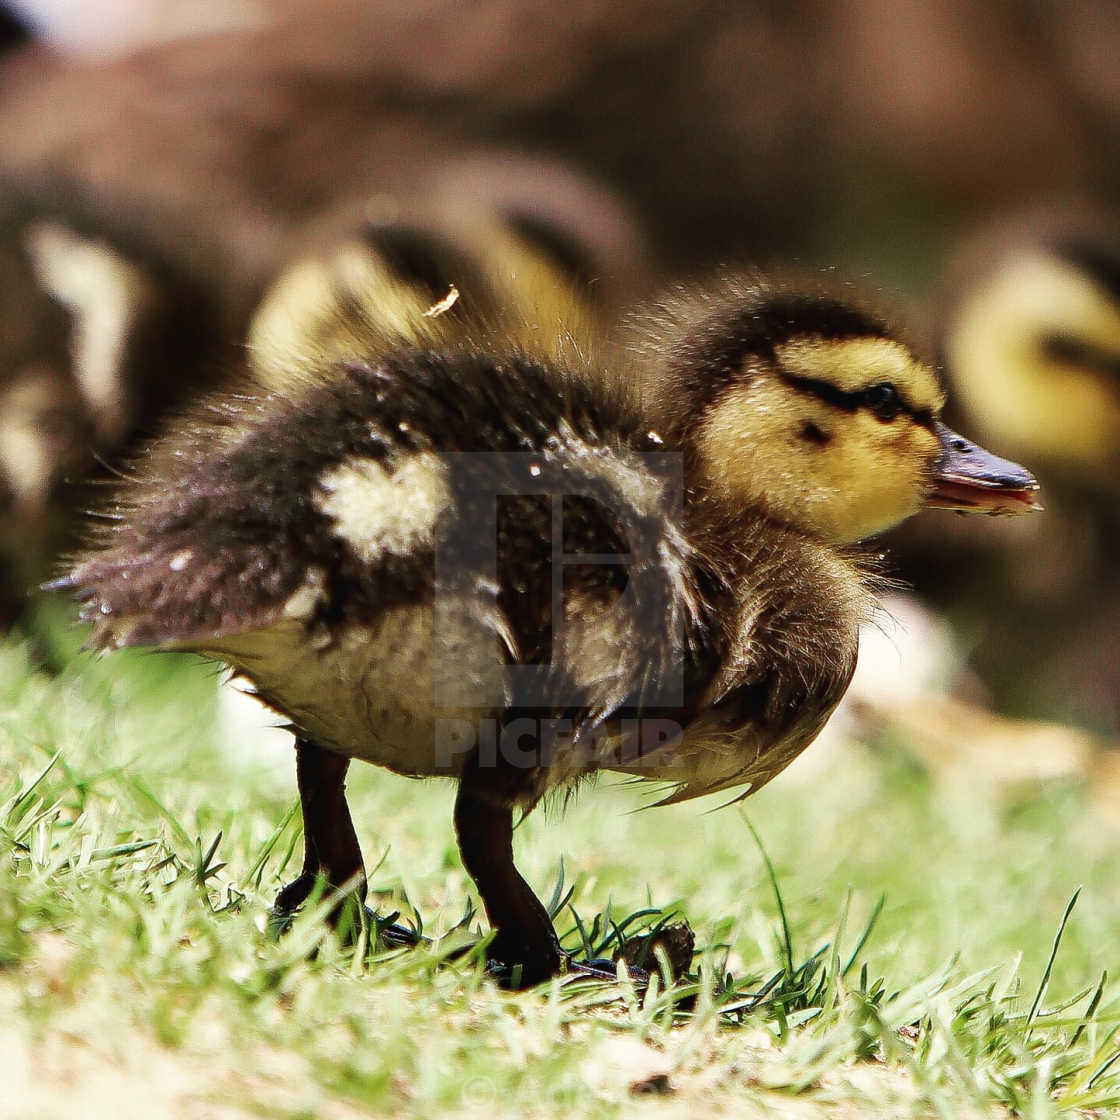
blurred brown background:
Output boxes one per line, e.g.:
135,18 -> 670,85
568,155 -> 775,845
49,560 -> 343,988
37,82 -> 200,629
2,0 -> 1119,744
3,0 -> 1119,287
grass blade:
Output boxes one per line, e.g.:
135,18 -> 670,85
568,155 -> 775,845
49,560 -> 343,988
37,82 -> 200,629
1026,888 -> 1080,1035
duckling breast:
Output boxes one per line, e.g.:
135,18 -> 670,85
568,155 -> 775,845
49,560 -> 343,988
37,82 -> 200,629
615,530 -> 874,805
205,603 -> 508,778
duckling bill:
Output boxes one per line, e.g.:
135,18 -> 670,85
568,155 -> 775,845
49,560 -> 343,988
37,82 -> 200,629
59,273 -> 1039,986
926,425 -> 1042,515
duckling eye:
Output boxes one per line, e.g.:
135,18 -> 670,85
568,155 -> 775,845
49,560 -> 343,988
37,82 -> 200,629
863,382 -> 901,421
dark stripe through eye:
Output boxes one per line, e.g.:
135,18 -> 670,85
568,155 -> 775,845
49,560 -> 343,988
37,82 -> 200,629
781,373 -> 933,426
359,223 -> 477,299
781,373 -> 860,411
1042,333 -> 1120,380
504,211 -> 599,295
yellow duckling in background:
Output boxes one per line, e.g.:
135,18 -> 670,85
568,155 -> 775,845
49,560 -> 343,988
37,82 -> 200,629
894,212 -> 1120,735
248,206 -> 611,389
248,150 -> 650,390
943,215 -> 1120,476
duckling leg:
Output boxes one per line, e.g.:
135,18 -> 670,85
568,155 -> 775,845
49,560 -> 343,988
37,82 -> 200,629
454,767 -> 564,987
274,741 -> 366,916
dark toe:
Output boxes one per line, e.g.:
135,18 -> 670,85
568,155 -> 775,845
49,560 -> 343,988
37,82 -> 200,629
569,957 -> 650,984
485,930 -> 565,988
273,872 -> 317,915
374,914 -> 428,949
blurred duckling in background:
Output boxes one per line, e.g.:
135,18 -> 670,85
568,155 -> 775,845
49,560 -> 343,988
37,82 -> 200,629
59,271 -> 1038,985
0,188 -> 234,632
892,212 -> 1120,735
248,158 -> 647,389
0,154 -> 647,637
943,214 -> 1120,479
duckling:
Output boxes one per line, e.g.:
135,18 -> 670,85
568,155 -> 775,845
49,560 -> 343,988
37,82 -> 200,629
246,183 -> 637,390
57,273 -> 1038,985
0,154 -> 643,634
941,215 -> 1120,478
891,213 -> 1120,730
0,187 -> 235,631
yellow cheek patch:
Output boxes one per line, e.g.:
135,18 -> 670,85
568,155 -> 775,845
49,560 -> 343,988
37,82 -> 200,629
798,412 -> 933,541
775,337 -> 945,414
698,377 -> 939,542
696,379 -> 789,499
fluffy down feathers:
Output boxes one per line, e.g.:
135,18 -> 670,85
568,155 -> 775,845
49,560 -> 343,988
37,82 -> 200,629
62,333 -> 875,805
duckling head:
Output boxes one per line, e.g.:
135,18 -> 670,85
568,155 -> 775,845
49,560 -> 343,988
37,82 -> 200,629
942,222 -> 1120,475
641,277 -> 1040,544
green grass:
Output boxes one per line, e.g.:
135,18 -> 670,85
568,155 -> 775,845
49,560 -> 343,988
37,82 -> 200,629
3,624 -> 1120,1118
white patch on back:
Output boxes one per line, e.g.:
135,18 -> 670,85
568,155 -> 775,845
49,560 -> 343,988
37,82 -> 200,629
0,372 -> 82,516
25,222 -> 155,440
0,398 -> 50,509
561,590 -> 629,697
281,565 -> 328,620
314,452 -> 451,562
168,549 -> 194,572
